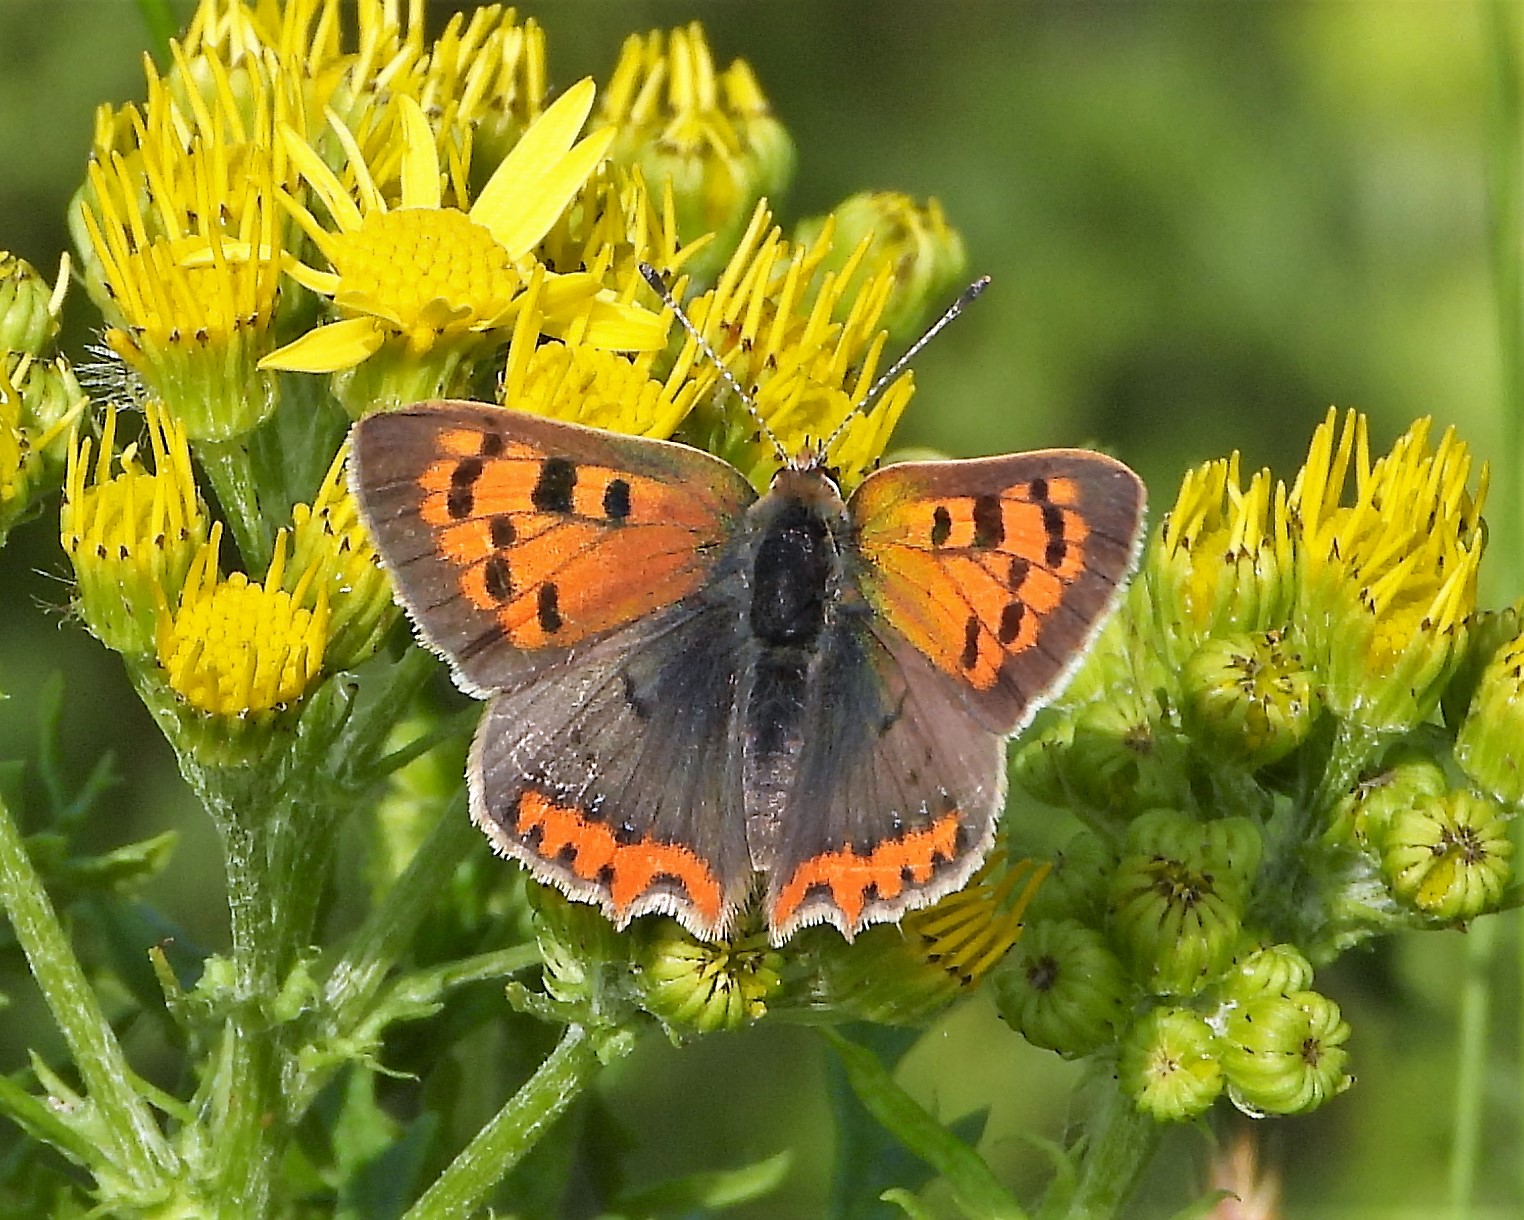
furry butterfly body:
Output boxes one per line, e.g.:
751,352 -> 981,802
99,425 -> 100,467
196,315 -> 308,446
351,401 -> 1144,944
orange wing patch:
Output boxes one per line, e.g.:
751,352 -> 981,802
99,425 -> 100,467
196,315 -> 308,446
855,478 -> 1093,688
513,790 -> 724,926
415,446 -> 728,649
770,811 -> 962,932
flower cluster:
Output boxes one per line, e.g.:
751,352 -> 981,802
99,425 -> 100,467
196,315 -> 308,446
997,409 -> 1510,1120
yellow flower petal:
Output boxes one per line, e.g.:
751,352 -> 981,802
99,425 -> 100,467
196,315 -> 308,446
279,123 -> 364,233
259,317 -> 386,372
398,95 -> 443,212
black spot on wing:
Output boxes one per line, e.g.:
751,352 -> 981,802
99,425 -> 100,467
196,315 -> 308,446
603,478 -> 632,521
483,554 -> 513,603
447,457 -> 483,520
972,494 -> 1004,548
490,515 -> 517,548
931,505 -> 952,547
537,583 -> 563,633
531,457 -> 577,513
960,614 -> 980,670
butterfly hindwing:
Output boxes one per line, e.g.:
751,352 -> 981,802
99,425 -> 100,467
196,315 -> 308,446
471,592 -> 755,939
848,450 -> 1146,734
350,401 -> 756,693
765,616 -> 1006,943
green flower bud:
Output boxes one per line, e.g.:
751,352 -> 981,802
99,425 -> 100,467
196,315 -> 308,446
793,192 -> 967,341
0,252 -> 64,355
1182,631 -> 1317,769
1109,840 -> 1244,997
1381,789 -> 1514,921
993,919 -> 1130,1057
1009,714 -> 1075,808
1455,618 -> 1524,805
529,884 -> 634,1018
1222,990 -> 1352,1116
1058,695 -> 1182,816
1222,941 -> 1314,1002
1124,809 -> 1263,895
634,923 -> 781,1037
1119,1006 -> 1224,1122
1026,833 -> 1117,925
1322,748 -> 1447,852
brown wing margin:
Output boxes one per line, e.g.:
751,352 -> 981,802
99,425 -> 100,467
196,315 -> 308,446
849,450 -> 1146,735
350,401 -> 757,696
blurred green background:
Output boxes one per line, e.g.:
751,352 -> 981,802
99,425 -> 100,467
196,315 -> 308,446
0,2 -> 1516,1217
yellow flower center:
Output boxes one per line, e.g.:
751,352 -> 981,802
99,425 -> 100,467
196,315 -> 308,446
327,208 -> 520,334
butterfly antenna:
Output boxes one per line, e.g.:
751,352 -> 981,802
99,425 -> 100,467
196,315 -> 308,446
639,262 -> 787,461
821,274 -> 992,459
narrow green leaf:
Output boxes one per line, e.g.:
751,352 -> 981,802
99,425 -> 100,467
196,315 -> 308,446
879,1188 -> 938,1220
615,1149 -> 792,1215
822,1030 -> 1028,1220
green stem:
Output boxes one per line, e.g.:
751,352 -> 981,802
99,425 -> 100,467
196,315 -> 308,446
198,437 -> 273,573
0,794 -> 177,1190
1450,915 -> 1497,1215
131,0 -> 182,58
402,1023 -> 618,1219
1059,1076 -> 1161,1220
320,788 -> 480,1035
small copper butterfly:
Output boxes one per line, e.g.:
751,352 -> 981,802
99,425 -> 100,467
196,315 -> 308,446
350,277 -> 1145,945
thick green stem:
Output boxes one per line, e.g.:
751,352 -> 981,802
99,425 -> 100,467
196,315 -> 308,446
1058,1077 -> 1161,1220
0,793 -> 177,1190
402,1023 -> 618,1220
197,437 -> 273,573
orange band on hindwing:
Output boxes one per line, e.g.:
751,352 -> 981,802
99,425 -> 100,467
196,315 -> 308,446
514,790 -> 724,924
770,812 -> 963,930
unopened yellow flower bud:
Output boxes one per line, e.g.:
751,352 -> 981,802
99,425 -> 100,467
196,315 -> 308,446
1322,748 -> 1447,852
1026,833 -> 1116,925
1182,631 -> 1317,769
1222,990 -> 1352,1116
1381,789 -> 1513,921
994,919 -> 1129,1057
1,352 -> 85,538
1119,1006 -> 1224,1121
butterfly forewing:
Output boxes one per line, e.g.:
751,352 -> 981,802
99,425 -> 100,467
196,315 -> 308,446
849,451 -> 1146,734
350,401 -> 756,693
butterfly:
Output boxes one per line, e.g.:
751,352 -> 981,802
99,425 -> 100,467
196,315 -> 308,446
350,303 -> 1144,946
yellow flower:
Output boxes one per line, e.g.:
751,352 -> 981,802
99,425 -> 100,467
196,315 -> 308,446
286,444 -> 397,670
76,43 -> 285,440
261,82 -> 665,413
598,23 -> 794,281
1145,452 -> 1293,672
811,853 -> 1048,1025
156,524 -> 329,717
675,204 -> 914,492
1290,410 -> 1486,733
61,401 -> 208,654
499,265 -> 714,439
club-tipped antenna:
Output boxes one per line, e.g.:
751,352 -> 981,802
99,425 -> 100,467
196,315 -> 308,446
639,262 -> 787,462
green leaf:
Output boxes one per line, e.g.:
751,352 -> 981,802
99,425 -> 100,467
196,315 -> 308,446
612,1150 -> 792,1216
822,1030 -> 1028,1220
879,1188 -> 938,1220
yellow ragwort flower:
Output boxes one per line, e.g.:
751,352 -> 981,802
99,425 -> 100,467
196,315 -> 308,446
499,265 -> 714,439
156,524 -> 329,716
812,853 -> 1048,1025
677,203 -> 914,491
261,81 -> 664,410
77,43 -> 286,440
61,401 -> 207,654
1290,410 -> 1486,733
1146,451 -> 1293,672
598,22 -> 794,281
0,251 -> 68,355
287,443 -> 397,670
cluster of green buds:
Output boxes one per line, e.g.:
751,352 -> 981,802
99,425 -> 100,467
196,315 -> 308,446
997,409 -> 1511,1120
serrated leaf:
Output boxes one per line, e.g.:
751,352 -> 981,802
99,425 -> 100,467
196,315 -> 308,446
823,1030 -> 1028,1220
